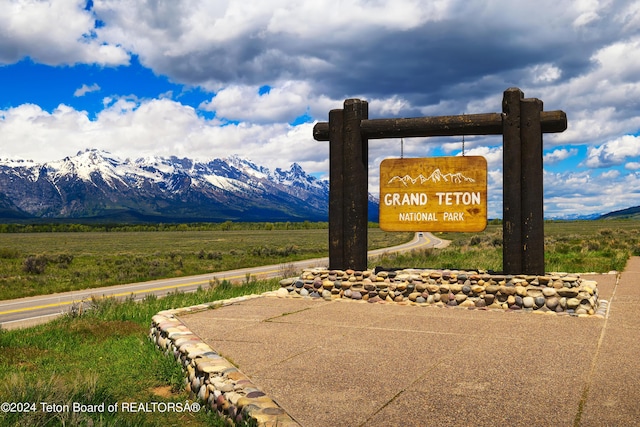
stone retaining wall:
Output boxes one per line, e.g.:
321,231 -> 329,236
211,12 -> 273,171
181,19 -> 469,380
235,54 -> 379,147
278,268 -> 607,317
149,295 -> 299,427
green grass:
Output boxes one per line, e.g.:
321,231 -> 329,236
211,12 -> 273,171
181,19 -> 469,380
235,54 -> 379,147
0,228 -> 413,300
0,279 -> 279,427
371,220 -> 640,273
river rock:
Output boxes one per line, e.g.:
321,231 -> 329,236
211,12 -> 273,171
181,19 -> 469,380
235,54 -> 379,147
450,284 -> 462,294
557,287 -> 579,298
426,284 -> 440,293
522,296 -> 534,308
455,293 -> 467,303
566,298 -> 580,309
500,286 -> 517,296
485,285 -> 500,294
471,285 -> 485,294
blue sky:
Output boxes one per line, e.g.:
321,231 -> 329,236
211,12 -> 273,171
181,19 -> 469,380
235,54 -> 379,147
1,0 -> 640,218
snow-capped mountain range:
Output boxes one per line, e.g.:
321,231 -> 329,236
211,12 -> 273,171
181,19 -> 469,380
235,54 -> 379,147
0,149 -> 377,222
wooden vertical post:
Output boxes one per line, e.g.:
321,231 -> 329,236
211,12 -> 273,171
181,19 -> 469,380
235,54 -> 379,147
342,99 -> 369,270
520,98 -> 545,274
328,108 -> 345,269
502,88 -> 523,274
502,88 -> 545,275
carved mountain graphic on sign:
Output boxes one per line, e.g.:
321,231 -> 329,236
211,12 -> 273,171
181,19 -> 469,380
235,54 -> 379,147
388,168 -> 476,186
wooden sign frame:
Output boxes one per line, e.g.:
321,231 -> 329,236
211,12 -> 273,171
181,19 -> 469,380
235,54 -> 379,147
379,156 -> 487,232
313,88 -> 567,274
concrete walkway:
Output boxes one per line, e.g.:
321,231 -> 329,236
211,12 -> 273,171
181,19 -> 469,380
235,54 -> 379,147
179,258 -> 640,426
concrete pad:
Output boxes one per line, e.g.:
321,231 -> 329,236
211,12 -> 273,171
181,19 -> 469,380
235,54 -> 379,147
607,300 -> 640,328
622,257 -> 640,273
616,272 -> 640,297
206,297 -> 327,321
175,270 -> 639,426
185,298 -> 328,341
579,268 -> 640,426
366,390 -> 511,427
250,328 -> 467,427
580,327 -> 640,426
401,334 -> 593,426
583,273 -> 617,299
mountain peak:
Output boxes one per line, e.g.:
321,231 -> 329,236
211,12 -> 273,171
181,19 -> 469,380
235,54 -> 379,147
289,163 -> 304,174
0,151 -> 353,222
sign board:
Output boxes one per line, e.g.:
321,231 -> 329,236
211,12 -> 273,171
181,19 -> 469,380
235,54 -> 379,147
379,156 -> 487,232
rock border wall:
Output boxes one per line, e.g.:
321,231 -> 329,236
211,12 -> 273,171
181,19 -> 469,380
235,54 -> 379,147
278,268 -> 607,317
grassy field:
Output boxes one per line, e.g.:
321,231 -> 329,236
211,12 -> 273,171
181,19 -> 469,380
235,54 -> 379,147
0,280 -> 279,427
373,219 -> 640,273
1,220 -> 639,426
2,220 -> 638,301
0,228 -> 414,300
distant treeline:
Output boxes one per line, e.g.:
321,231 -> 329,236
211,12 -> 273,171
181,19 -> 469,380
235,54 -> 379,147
0,220 -> 350,233
0,220 -> 338,233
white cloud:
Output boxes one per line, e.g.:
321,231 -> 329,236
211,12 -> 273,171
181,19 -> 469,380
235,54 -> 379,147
544,148 -> 578,164
584,135 -> 640,168
625,162 -> 640,170
201,81 -> 312,123
530,63 -> 562,84
266,0 -> 448,38
572,0 -> 610,28
74,83 -> 101,97
615,1 -> 640,33
369,95 -> 413,117
537,35 -> 640,147
601,169 -> 620,178
461,146 -> 503,171
0,0 -> 129,66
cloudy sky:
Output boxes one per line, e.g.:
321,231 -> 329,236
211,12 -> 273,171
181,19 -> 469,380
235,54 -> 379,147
1,0 -> 639,218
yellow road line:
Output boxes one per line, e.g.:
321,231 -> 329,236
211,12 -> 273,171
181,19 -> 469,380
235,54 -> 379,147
0,269 -> 280,316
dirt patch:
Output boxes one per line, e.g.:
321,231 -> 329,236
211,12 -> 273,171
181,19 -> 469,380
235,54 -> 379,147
0,346 -> 44,370
150,385 -> 175,398
69,319 -> 146,340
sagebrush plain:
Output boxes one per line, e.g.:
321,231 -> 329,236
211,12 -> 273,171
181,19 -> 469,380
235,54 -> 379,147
0,225 -> 412,300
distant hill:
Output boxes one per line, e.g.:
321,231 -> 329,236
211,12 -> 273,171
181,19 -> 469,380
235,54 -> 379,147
0,149 -> 379,223
599,206 -> 640,220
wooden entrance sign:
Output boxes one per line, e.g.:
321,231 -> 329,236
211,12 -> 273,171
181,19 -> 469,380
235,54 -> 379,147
379,156 -> 487,232
313,88 -> 567,274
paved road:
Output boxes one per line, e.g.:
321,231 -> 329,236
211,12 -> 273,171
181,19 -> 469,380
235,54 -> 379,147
0,232 -> 446,329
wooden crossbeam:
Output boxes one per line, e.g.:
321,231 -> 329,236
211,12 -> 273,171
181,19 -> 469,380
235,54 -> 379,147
313,111 -> 566,141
